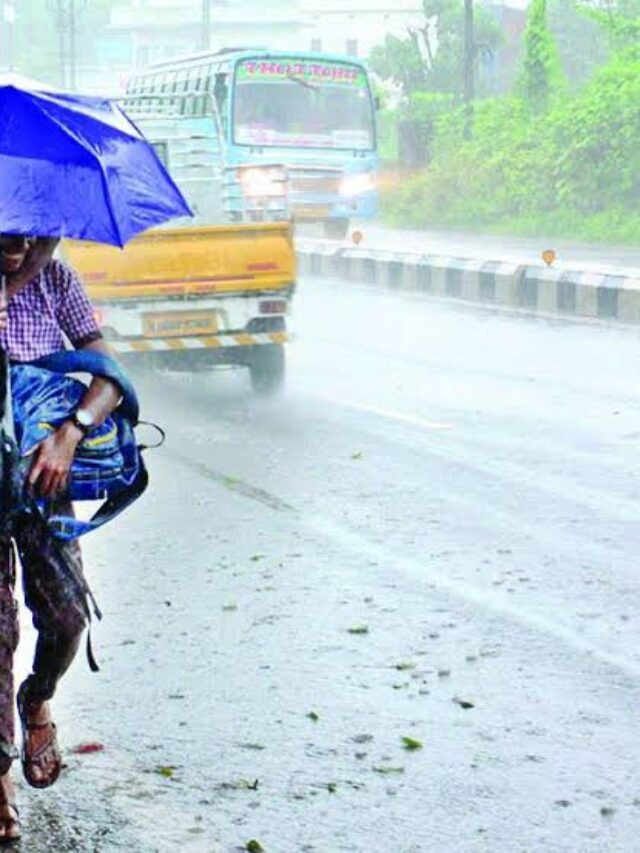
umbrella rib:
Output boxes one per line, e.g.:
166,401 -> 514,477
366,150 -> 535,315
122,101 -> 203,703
29,99 -> 125,246
95,161 -> 125,248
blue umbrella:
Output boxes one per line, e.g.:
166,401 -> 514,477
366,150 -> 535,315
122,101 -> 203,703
0,75 -> 192,247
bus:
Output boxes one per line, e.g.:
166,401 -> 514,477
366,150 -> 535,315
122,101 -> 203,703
125,48 -> 379,238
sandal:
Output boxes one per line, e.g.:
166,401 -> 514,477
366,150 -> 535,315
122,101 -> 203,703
0,800 -> 20,843
17,685 -> 62,790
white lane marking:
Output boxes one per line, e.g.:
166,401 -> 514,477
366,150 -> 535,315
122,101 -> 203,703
169,450 -> 640,681
322,395 -> 454,432
313,392 -> 640,525
308,514 -> 640,682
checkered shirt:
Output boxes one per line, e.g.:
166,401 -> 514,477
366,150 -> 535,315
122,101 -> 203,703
0,260 -> 102,362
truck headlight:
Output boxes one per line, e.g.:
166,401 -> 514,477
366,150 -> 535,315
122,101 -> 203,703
339,172 -> 376,197
238,166 -> 287,198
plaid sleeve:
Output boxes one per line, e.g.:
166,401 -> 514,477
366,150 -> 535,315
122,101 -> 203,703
51,261 -> 103,348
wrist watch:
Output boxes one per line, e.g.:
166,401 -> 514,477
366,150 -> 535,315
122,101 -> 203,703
69,408 -> 95,436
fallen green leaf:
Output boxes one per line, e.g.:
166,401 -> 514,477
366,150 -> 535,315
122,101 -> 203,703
246,841 -> 264,853
156,765 -> 176,778
348,625 -> 369,635
307,711 -> 320,722
327,782 -> 338,793
238,742 -> 266,751
394,661 -> 416,671
402,736 -> 423,751
351,451 -> 363,460
250,554 -> 264,562
222,602 -> 238,612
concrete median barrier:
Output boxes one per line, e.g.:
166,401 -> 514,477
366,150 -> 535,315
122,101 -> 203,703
297,241 -> 640,324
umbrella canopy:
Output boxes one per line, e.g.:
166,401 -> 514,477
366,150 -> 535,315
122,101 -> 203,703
0,75 -> 192,247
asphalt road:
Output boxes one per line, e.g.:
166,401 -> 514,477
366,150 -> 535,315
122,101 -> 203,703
12,275 -> 640,852
304,223 -> 640,277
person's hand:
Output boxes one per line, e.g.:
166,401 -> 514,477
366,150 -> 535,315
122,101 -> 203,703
27,422 -> 82,498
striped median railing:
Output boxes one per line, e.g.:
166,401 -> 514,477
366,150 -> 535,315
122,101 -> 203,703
297,242 -> 640,324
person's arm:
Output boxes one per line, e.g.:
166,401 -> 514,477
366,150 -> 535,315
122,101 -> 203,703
6,238 -> 59,298
27,266 -> 122,498
27,339 -> 122,498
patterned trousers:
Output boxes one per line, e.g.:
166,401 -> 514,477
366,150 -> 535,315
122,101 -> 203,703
0,502 -> 88,773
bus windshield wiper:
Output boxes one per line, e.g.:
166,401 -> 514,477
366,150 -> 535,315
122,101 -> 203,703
287,74 -> 318,92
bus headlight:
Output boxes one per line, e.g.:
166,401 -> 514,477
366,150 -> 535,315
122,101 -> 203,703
339,172 -> 376,197
238,166 -> 287,198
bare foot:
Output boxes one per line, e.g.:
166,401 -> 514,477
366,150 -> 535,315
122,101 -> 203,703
0,772 -> 20,841
21,701 -> 61,789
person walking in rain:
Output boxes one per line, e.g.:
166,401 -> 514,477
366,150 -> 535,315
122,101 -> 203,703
0,234 -> 121,841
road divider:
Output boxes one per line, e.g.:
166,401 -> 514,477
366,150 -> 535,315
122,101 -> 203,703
297,242 -> 640,324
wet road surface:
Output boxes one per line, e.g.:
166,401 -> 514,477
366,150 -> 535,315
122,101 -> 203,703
12,275 -> 640,851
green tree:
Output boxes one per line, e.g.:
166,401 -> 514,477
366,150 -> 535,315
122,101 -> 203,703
369,0 -> 502,99
582,0 -> 640,51
516,0 -> 564,108
369,34 -> 427,97
547,0 -> 609,86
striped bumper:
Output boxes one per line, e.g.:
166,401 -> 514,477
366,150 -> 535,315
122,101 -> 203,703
109,331 -> 289,354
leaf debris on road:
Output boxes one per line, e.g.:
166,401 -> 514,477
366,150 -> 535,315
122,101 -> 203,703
155,765 -> 177,778
221,778 -> 259,791
372,765 -> 405,775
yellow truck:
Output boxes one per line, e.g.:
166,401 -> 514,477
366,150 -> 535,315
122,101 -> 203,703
63,99 -> 296,394
64,221 -> 294,394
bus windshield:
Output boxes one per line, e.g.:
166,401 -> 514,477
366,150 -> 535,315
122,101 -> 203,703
233,58 -> 375,151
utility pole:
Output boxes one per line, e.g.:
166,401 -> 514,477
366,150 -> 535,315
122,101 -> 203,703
463,0 -> 475,139
68,0 -> 76,90
202,0 -> 211,51
49,0 -> 84,89
2,1 -> 16,72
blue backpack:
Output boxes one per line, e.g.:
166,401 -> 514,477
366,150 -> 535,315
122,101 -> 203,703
8,350 -> 159,540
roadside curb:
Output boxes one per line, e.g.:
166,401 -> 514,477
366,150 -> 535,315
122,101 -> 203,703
296,242 -> 640,324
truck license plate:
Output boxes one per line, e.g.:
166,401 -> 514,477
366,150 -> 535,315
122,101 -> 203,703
143,310 -> 218,338
293,206 -> 331,220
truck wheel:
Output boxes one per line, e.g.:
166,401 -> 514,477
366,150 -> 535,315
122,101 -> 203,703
324,219 -> 349,240
249,344 -> 285,395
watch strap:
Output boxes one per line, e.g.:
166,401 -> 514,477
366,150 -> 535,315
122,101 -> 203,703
69,412 -> 91,436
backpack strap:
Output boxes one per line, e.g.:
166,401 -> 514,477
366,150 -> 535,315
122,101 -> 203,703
45,462 -> 149,541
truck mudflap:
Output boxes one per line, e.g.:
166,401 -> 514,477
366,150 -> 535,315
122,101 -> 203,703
108,330 -> 289,353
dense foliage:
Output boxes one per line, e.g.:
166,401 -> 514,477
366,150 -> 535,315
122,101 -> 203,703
376,0 -> 640,243
370,0 -> 502,98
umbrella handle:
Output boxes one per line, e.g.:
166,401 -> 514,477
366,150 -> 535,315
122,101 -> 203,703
0,275 -> 11,431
